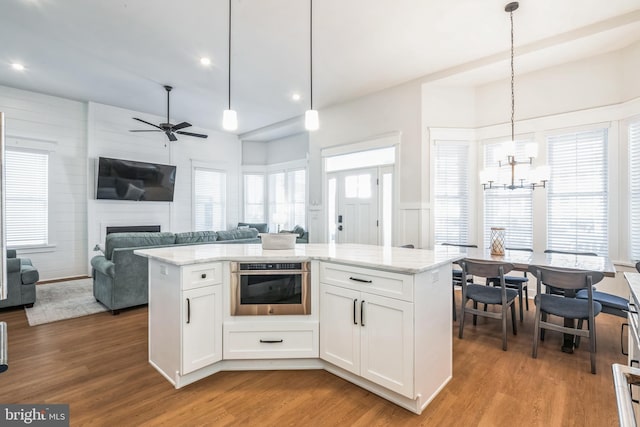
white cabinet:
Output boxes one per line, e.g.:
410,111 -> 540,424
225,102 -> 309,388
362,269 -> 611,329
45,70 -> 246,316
182,285 -> 222,374
148,260 -> 223,387
320,273 -> 414,398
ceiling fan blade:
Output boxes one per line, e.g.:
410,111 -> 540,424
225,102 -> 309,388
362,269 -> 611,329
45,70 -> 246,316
133,117 -> 162,129
129,130 -> 162,132
166,132 -> 178,142
172,121 -> 192,131
176,131 -> 208,139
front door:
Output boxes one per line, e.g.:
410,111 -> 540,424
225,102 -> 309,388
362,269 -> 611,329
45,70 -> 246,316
328,168 -> 379,244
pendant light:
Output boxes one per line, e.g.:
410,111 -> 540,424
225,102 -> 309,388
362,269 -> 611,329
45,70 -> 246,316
479,2 -> 549,190
304,0 -> 319,131
222,0 -> 238,131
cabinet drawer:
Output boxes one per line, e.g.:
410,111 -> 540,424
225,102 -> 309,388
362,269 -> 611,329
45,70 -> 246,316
223,322 -> 318,359
320,262 -> 413,301
182,262 -> 223,290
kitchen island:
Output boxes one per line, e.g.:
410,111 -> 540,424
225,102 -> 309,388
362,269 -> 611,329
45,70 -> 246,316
135,243 -> 463,415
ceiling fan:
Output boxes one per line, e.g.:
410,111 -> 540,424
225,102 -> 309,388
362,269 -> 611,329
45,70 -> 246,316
130,85 -> 208,142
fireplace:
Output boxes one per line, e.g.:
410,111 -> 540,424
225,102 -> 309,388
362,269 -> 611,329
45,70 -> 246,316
106,225 -> 161,235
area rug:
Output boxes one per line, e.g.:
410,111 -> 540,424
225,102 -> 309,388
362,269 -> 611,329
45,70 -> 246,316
24,278 -> 107,326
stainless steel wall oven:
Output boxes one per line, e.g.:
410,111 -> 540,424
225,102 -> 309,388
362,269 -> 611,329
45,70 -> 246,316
230,261 -> 310,315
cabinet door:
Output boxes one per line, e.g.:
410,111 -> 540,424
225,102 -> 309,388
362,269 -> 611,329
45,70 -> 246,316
182,285 -> 222,375
319,283 -> 361,374
360,292 -> 414,398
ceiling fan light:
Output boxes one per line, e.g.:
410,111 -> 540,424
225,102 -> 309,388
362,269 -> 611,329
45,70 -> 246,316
305,109 -> 319,131
223,109 -> 238,131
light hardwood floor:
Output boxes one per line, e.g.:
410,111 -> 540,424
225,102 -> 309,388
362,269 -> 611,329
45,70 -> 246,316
0,293 -> 627,426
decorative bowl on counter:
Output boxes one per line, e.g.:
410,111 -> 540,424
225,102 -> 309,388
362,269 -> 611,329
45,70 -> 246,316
260,233 -> 296,250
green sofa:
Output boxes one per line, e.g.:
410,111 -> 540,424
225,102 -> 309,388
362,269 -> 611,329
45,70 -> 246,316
0,250 -> 39,309
90,229 -> 260,314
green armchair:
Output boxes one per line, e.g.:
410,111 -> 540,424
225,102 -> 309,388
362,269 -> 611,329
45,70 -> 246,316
0,250 -> 39,309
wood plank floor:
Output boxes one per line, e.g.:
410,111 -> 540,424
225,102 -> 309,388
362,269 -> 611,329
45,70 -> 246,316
0,293 -> 627,426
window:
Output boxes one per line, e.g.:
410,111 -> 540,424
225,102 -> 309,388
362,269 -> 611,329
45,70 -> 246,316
483,140 -> 533,249
547,128 -> 608,255
629,121 -> 640,259
243,173 -> 265,223
434,142 -> 470,245
267,169 -> 306,231
5,149 -> 49,247
193,168 -> 226,231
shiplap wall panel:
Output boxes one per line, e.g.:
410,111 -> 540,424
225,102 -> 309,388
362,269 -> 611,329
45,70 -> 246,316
0,85 -> 88,280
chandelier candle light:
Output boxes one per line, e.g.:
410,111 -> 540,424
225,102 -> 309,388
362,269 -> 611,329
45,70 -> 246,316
480,2 -> 549,190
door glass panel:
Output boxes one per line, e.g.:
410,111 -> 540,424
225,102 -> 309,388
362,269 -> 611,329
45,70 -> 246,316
382,172 -> 392,246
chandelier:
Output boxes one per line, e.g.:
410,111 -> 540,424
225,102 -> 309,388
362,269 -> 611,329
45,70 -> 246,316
480,2 -> 549,191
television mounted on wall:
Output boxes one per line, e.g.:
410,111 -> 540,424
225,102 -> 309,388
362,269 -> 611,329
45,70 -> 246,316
96,157 -> 176,201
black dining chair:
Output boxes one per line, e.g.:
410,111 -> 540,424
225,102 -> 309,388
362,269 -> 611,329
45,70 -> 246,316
528,265 -> 604,374
486,247 -> 532,322
459,259 -> 518,351
442,243 -> 477,321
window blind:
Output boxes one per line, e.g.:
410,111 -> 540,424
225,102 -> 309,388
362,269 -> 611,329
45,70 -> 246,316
5,149 -> 49,247
267,168 -> 306,231
243,173 -> 265,223
434,143 -> 469,245
630,121 -> 640,259
483,140 -> 533,249
194,168 -> 226,232
547,128 -> 608,256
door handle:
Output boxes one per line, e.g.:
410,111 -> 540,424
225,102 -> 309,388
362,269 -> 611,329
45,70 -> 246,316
186,298 -> 191,324
338,225 -> 343,231
353,299 -> 358,325
361,300 -> 365,327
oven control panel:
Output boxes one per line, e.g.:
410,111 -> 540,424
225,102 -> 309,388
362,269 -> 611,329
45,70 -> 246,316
240,263 -> 302,271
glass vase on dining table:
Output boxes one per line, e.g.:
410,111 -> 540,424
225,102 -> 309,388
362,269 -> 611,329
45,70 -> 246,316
490,227 -> 506,256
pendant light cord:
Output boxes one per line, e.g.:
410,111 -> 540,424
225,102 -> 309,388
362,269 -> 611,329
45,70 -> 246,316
228,0 -> 232,110
309,0 -> 313,110
510,7 -> 515,143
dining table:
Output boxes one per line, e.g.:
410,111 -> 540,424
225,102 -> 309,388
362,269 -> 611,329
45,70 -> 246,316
439,246 -> 617,352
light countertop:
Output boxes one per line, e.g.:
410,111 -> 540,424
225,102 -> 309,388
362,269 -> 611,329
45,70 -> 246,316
134,243 -> 464,274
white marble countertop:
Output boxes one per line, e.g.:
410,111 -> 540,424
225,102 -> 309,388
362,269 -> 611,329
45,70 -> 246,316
134,243 -> 464,274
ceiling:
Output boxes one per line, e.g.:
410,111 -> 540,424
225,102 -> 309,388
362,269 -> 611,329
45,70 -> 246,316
1,0 -> 640,140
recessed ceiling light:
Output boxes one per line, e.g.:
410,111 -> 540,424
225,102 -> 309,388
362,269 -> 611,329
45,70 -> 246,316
200,57 -> 211,66
11,63 -> 25,71
291,93 -> 301,101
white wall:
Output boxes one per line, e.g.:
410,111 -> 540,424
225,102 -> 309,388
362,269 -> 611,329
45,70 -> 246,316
241,133 -> 308,165
474,50 -> 627,128
0,85 -> 87,281
86,102 -> 242,273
